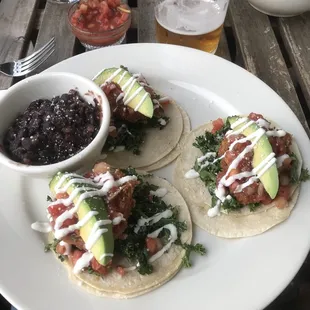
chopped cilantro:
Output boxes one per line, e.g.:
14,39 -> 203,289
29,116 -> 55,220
44,238 -> 59,253
221,196 -> 244,211
58,255 -> 66,262
120,65 -> 129,71
114,178 -> 206,275
248,202 -> 260,212
87,266 -> 101,276
290,153 -> 300,184
104,116 -> 169,155
178,243 -> 206,268
300,168 -> 310,182
290,153 -> 310,183
193,119 -> 230,154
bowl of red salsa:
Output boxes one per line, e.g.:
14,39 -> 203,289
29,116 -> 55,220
68,0 -> 131,50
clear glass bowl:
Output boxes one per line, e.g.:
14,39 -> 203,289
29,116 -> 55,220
68,3 -> 131,50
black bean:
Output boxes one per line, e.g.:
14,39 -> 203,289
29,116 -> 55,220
3,90 -> 100,165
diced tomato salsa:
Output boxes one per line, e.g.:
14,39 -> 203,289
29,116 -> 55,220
70,0 -> 130,32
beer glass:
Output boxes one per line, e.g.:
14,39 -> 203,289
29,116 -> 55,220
155,0 -> 229,54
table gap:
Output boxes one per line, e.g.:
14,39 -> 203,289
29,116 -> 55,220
295,83 -> 310,123
224,26 -> 236,63
126,28 -> 138,43
128,0 -> 137,7
74,39 -> 86,55
39,0 -> 47,9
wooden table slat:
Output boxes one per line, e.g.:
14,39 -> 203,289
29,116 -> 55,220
31,1 -> 76,75
137,0 -> 156,43
228,0 -> 310,136
0,0 -> 40,89
279,13 -> 310,110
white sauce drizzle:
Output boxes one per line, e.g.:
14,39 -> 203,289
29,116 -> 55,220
122,76 -> 135,92
123,266 -> 137,272
73,252 -> 94,274
226,120 -> 254,137
99,253 -> 114,262
277,154 -> 290,168
85,221 -> 109,251
59,241 -> 72,255
109,125 -> 116,132
134,92 -> 149,111
256,118 -> 270,128
266,130 -> 287,137
54,173 -> 82,192
134,210 -> 173,234
117,70 -> 127,84
150,188 -> 168,198
158,96 -> 170,103
116,92 -> 124,103
54,211 -> 97,239
158,118 -> 167,126
57,178 -> 100,194
98,68 -> 151,109
31,222 -> 52,233
113,145 -> 125,152
185,169 -> 200,179
100,67 -> 123,87
52,173 -> 137,241
147,224 -> 178,263
124,86 -> 144,105
197,152 -> 216,163
112,214 -> 125,225
230,117 -> 248,129
207,200 -> 221,217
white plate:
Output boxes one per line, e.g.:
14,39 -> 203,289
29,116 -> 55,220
1,44 -> 310,310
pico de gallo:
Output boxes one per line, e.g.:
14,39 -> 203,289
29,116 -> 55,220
69,0 -> 131,47
70,0 -> 130,32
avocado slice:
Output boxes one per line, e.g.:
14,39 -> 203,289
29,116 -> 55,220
228,116 -> 279,199
93,67 -> 154,118
49,172 -> 114,266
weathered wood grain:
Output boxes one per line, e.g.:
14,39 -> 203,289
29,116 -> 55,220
31,1 -> 76,74
0,0 -> 40,89
137,0 -> 156,42
228,0 -> 310,136
279,13 -> 310,110
131,7 -> 138,29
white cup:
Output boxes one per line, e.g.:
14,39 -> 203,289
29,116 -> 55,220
248,0 -> 310,17
0,72 -> 110,178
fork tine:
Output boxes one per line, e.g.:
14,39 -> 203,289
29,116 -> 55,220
19,48 -> 55,76
20,43 -> 55,70
18,37 -> 55,65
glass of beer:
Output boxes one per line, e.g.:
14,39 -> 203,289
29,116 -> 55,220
155,0 -> 229,54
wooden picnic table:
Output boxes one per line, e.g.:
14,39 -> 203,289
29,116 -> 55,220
1,0 -> 310,309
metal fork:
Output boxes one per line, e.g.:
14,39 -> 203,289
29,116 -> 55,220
0,37 -> 56,77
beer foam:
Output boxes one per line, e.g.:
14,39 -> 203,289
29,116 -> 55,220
155,0 -> 228,36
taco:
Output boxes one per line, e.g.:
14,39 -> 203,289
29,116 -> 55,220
174,112 -> 309,238
32,162 -> 205,298
92,66 -> 190,170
